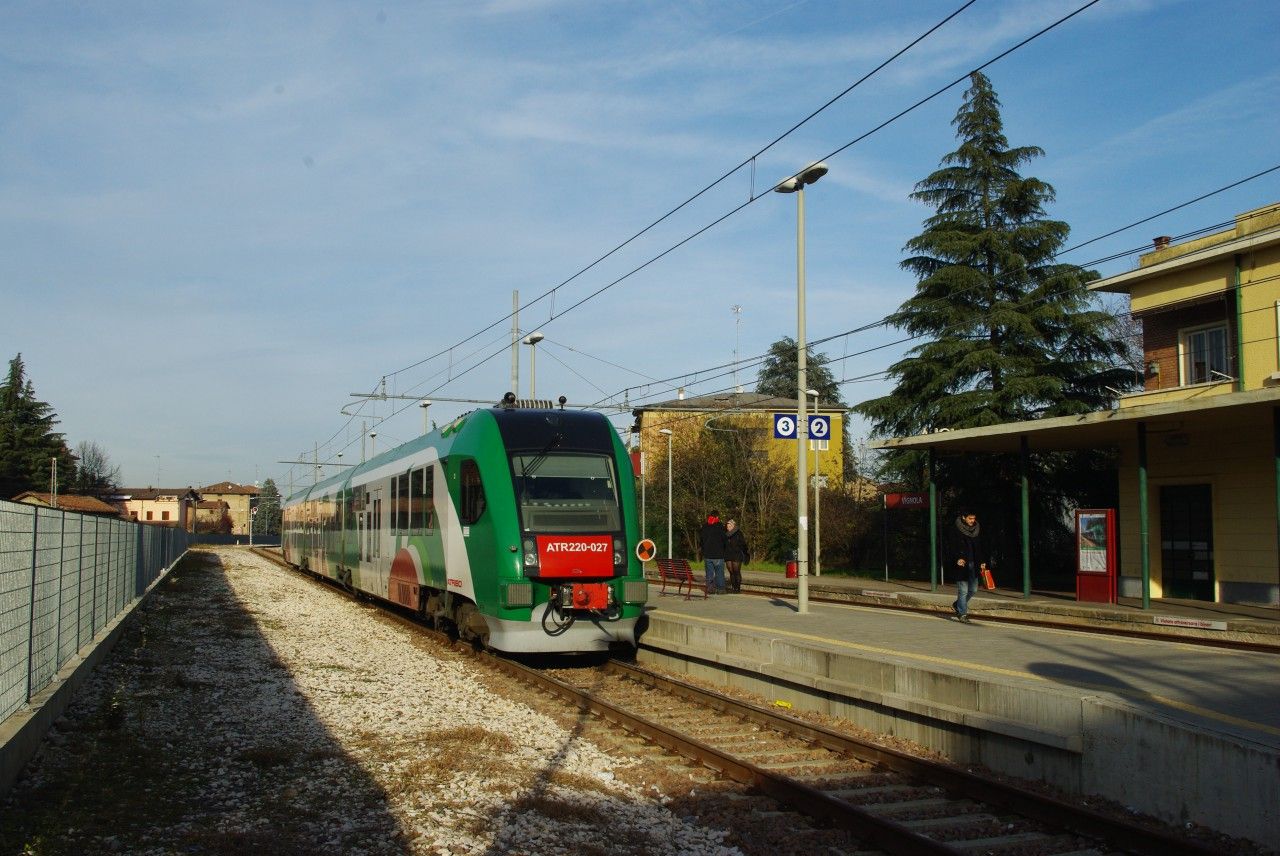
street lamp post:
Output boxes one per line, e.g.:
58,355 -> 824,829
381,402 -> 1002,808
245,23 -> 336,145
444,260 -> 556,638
775,161 -> 827,615
420,400 -> 432,435
659,428 -> 673,559
369,431 -> 377,458
807,388 -> 822,578
523,331 -> 545,399
637,432 -> 646,540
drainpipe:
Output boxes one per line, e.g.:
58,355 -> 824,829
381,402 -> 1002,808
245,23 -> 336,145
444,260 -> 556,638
1234,254 -> 1246,392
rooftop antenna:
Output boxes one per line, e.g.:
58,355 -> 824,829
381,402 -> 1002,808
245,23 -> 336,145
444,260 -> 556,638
730,304 -> 743,392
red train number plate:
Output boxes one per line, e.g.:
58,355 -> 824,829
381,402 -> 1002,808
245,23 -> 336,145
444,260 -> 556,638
536,535 -> 613,578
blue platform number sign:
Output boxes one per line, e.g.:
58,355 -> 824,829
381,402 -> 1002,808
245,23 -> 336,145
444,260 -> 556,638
774,413 -> 829,440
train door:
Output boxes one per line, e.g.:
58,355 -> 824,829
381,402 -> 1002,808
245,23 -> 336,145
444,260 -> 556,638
366,485 -> 388,597
1160,484 -> 1215,601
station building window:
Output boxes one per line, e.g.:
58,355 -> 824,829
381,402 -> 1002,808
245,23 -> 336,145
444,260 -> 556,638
1179,323 -> 1229,385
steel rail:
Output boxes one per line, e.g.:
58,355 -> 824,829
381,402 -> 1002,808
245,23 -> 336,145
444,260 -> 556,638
481,654 -> 953,855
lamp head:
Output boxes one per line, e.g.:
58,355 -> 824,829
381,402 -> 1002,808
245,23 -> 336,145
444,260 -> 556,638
659,428 -> 673,436
774,161 -> 829,193
523,331 -> 545,346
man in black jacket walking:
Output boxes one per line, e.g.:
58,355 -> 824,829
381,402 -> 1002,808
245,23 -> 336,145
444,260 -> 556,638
948,510 -> 988,622
700,511 -> 728,594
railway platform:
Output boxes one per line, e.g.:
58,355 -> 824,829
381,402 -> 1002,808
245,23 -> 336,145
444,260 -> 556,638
637,567 -> 1280,850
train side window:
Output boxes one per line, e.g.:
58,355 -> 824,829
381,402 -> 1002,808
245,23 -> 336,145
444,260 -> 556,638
459,460 -> 486,524
391,477 -> 398,533
414,466 -> 436,533
395,472 -> 411,532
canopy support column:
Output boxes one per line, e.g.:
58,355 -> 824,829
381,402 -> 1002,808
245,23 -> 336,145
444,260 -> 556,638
1138,421 -> 1151,610
1020,436 -> 1031,598
928,448 -> 938,593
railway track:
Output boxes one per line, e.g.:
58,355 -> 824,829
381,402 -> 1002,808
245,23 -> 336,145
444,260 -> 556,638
496,658 -> 1223,855
250,546 -> 1228,855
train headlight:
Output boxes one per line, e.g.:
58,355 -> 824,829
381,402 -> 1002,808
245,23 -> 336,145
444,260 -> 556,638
613,536 -> 625,567
523,538 -> 538,569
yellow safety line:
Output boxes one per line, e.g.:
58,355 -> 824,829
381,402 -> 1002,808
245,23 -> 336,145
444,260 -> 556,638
663,611 -> 1280,738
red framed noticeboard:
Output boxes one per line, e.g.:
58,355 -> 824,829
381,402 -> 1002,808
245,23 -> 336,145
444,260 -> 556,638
1075,508 -> 1116,604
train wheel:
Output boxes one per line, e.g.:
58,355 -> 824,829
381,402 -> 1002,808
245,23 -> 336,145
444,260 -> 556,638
455,602 -> 490,649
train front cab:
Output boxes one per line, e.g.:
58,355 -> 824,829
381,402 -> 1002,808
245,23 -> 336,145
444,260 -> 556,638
484,408 -> 647,653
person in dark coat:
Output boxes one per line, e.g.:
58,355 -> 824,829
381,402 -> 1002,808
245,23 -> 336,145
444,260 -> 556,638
724,519 -> 750,593
699,510 -> 728,594
947,510 -> 989,622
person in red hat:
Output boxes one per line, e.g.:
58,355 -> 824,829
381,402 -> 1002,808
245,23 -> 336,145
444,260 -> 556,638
699,510 -> 728,594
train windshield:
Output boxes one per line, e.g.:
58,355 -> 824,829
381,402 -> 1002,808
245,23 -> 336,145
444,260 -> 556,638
511,453 -> 621,533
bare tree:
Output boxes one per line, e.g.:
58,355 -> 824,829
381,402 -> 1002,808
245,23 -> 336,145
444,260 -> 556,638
69,441 -> 121,498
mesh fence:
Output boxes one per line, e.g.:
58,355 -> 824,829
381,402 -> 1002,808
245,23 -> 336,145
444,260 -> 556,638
0,499 -> 194,721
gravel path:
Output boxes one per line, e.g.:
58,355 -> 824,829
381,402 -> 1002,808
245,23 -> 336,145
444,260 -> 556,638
0,548 -> 742,856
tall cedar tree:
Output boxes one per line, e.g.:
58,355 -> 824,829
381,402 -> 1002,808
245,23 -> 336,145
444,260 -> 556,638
0,354 -> 76,499
755,337 -> 844,406
854,73 -> 1134,577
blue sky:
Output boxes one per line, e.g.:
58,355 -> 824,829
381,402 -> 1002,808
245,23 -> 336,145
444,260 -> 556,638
3,0 -> 1278,493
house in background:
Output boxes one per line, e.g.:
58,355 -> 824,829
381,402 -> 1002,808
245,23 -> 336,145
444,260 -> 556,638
112,487 -> 202,528
193,499 -> 232,533
199,482 -> 259,535
631,391 -> 847,490
872,203 -> 1280,606
11,492 -> 124,517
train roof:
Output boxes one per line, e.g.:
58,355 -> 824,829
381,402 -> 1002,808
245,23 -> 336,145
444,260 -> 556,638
285,405 -> 619,505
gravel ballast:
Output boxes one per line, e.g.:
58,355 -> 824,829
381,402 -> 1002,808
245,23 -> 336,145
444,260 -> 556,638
0,548 -> 742,856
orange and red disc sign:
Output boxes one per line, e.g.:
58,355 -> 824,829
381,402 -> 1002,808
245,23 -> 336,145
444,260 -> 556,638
635,539 -> 657,562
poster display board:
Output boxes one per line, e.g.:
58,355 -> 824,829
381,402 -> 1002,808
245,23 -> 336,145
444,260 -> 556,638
1075,508 -> 1116,603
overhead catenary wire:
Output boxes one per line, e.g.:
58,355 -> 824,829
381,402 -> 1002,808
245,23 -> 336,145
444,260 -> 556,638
374,0 -> 989,384
283,0 -> 1276,484
287,191 -> 1280,489
611,275 -> 1280,443
287,0 -> 1114,486
603,181 -> 1280,412
385,0 -> 1108,421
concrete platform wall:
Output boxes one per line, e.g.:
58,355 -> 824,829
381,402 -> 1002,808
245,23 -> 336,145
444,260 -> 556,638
638,612 -> 1279,850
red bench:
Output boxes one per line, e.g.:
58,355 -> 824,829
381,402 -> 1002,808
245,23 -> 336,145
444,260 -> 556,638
656,558 -> 706,599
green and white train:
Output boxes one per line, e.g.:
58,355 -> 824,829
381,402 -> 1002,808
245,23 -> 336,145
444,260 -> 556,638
281,398 -> 647,653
